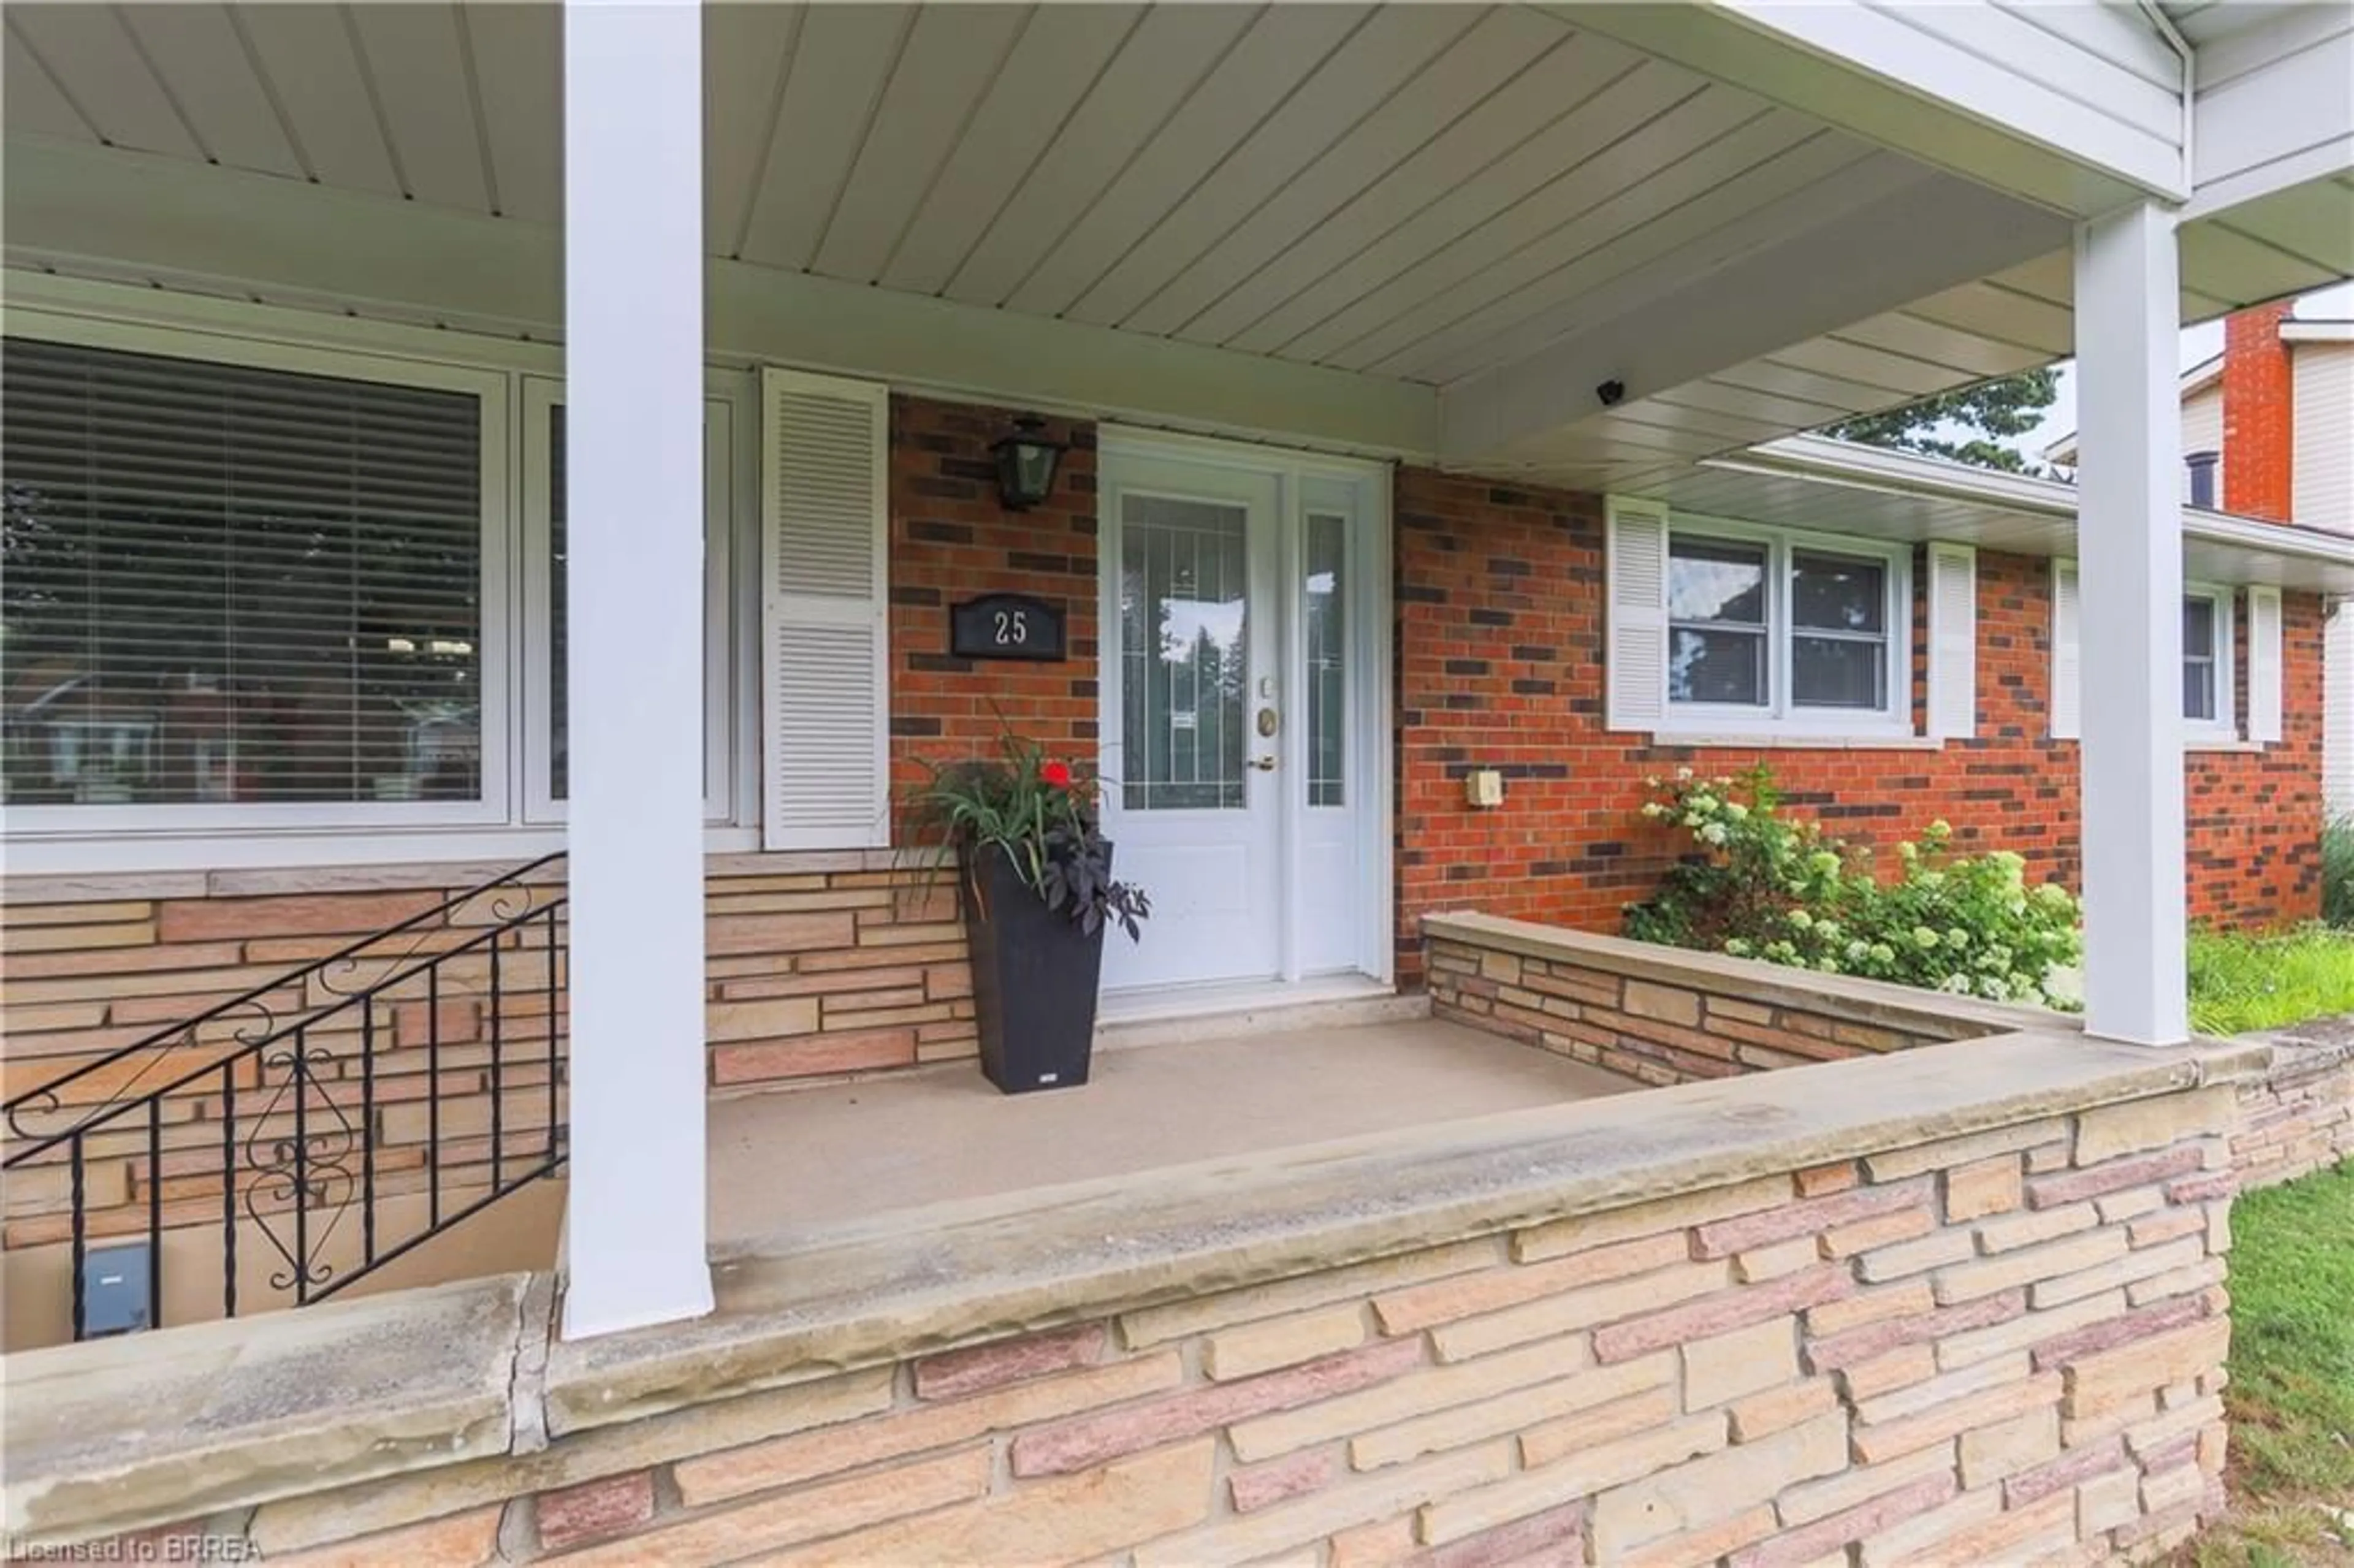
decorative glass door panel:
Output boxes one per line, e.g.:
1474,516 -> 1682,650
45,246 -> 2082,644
1303,512 -> 1347,810
1120,496 -> 1249,812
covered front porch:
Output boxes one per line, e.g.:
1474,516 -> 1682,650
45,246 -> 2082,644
4,0 -> 2353,1354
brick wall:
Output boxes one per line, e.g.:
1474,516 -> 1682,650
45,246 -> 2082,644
1424,919 -> 2030,1087
2222,302 -> 2296,522
1392,467 -> 2325,983
886,394 -> 1100,813
132,1086 -> 2238,1567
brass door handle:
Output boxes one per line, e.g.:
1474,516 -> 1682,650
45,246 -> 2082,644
1247,756 -> 1277,772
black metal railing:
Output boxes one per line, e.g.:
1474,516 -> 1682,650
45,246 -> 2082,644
3,854 -> 568,1340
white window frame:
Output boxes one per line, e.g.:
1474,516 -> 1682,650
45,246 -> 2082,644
1,283 -> 771,874
2051,560 -> 2247,747
519,371 -> 742,827
2182,582 -> 2237,744
1,310 -> 516,837
1659,516 -> 1913,740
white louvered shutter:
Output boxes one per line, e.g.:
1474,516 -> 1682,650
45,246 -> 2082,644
2050,560 -> 2082,740
1607,498 -> 1671,732
1926,543 -> 1978,740
2249,585 -> 2284,744
761,368 -> 889,850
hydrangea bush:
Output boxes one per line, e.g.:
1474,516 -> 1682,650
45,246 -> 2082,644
1621,767 -> 2082,1008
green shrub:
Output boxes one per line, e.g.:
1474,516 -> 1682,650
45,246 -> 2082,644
1622,767 -> 2082,1009
2322,814 -> 2354,928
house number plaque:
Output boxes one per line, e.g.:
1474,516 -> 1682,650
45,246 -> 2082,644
950,593 -> 1067,662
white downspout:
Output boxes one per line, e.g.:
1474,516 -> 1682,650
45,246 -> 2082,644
2137,0 -> 2195,196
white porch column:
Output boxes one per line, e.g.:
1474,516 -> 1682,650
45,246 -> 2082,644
560,0 -> 713,1336
2071,202 -> 2190,1047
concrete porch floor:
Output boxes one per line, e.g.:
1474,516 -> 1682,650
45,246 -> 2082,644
706,1018 -> 1642,1247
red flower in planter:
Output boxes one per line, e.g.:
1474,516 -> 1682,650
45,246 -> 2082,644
1042,759 -> 1073,789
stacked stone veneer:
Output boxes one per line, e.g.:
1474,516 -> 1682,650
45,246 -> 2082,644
1428,915 -> 2354,1200
1424,919 -> 2041,1088
0,851 -> 967,1266
105,1085 -> 2239,1567
2230,1028 -> 2354,1190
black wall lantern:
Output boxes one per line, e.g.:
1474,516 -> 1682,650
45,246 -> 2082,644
992,415 -> 1067,511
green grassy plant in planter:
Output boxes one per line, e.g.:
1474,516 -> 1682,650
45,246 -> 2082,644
906,734 -> 1149,1094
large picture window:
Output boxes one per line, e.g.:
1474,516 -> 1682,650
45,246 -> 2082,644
1664,525 -> 1907,730
1,337 -> 497,815
1,302 -> 768,870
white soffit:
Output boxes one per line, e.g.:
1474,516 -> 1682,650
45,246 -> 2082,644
1636,434 -> 2354,595
4,2 -> 1882,394
4,0 -> 2348,500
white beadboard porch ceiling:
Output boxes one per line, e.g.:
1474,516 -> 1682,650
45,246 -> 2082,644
4,2 -> 1902,370
5,2 -> 2351,497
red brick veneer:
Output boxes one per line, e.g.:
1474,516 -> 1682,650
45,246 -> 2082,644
1391,468 -> 2325,984
2222,302 -> 2296,523
886,395 -> 1100,813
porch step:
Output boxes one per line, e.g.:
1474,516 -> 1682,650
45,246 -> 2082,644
1094,980 -> 1428,1052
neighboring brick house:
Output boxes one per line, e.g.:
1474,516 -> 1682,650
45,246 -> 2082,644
2053,295 -> 2354,809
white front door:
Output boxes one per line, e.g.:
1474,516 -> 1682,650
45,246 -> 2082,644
1099,454 -> 1283,990
1098,440 -> 1389,995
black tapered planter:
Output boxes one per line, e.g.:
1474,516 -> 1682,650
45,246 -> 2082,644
961,843 -> 1110,1094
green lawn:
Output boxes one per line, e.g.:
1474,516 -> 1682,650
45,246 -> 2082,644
2188,927 -> 2354,1036
2181,1162 -> 2354,1566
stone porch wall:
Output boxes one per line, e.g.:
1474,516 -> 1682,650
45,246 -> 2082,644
7,1036 -> 2245,1567
1,850 -> 968,1286
1423,911 -> 2063,1087
1430,911 -> 2354,1198
2229,1027 -> 2354,1190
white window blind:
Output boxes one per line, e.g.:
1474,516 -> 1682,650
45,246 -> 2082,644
1,337 -> 486,809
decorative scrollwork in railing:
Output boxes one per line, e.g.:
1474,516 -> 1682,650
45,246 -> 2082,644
1,854 -> 565,1149
242,1036 -> 360,1300
2,853 -> 569,1340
